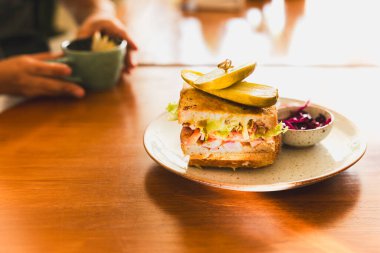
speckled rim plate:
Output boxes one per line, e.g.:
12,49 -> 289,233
143,98 -> 366,192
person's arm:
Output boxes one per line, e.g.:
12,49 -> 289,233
0,53 -> 85,98
61,0 -> 115,24
61,0 -> 138,73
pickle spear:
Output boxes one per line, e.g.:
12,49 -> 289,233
181,69 -> 278,108
192,61 -> 256,90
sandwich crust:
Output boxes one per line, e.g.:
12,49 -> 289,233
178,84 -> 281,169
178,84 -> 278,129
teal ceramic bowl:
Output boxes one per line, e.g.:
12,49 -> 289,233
58,37 -> 127,91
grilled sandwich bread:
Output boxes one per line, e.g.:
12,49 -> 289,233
178,84 -> 282,169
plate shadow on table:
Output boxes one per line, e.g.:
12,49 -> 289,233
145,164 -> 361,252
262,169 -> 361,227
145,165 -> 274,252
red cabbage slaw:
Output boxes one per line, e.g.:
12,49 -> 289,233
282,101 -> 331,130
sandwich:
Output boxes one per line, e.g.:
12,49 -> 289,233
178,83 -> 284,169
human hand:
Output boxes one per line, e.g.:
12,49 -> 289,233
77,14 -> 138,73
0,53 -> 85,98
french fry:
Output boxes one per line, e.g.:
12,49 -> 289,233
91,31 -> 117,52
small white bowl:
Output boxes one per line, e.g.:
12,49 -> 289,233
278,104 -> 334,147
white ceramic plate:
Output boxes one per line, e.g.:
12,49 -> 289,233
144,98 -> 366,192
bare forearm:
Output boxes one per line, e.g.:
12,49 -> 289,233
61,0 -> 116,24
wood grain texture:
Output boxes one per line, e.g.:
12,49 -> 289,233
0,66 -> 379,253
1,0 -> 380,252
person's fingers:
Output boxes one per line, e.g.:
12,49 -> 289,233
78,18 -> 138,50
124,33 -> 138,50
27,60 -> 72,77
123,49 -> 137,73
125,50 -> 132,70
29,76 -> 85,98
77,25 -> 95,39
77,18 -> 113,38
30,52 -> 64,61
106,23 -> 138,50
79,19 -> 139,73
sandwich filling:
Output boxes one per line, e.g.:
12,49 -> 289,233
181,118 -> 286,154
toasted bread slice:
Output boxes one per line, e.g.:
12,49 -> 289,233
178,84 -> 281,169
178,84 -> 278,129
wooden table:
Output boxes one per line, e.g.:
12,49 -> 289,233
1,0 -> 380,252
0,65 -> 379,253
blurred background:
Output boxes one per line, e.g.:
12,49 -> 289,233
51,0 -> 380,67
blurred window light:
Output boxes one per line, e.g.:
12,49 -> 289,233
263,0 -> 286,37
246,8 -> 262,29
179,18 -> 213,64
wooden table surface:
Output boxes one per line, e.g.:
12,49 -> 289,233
0,65 -> 379,253
1,0 -> 380,252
